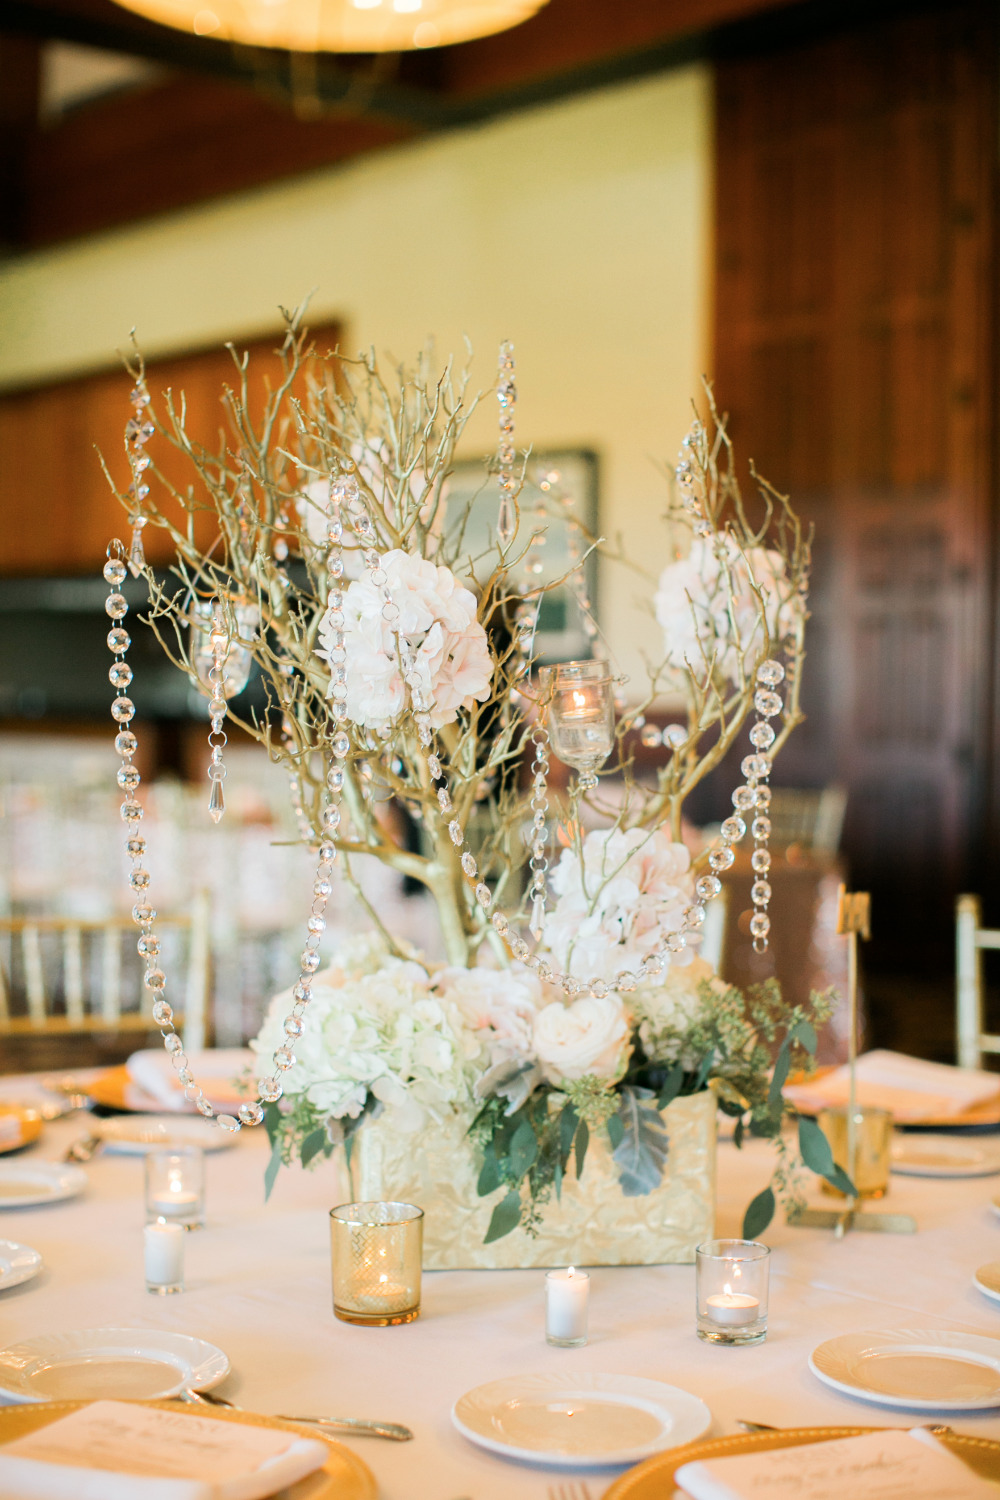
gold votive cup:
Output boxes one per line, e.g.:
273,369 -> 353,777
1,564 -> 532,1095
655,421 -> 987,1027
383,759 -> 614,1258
330,1201 -> 423,1326
817,1105 -> 892,1198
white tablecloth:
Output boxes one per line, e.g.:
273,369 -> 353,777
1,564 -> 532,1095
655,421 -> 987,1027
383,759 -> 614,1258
1,1096 -> 999,1498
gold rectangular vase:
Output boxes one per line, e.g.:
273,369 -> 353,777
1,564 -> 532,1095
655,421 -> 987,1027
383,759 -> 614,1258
350,1090 -> 717,1269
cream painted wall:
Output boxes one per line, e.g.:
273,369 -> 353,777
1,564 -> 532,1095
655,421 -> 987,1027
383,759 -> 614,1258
0,66 -> 712,687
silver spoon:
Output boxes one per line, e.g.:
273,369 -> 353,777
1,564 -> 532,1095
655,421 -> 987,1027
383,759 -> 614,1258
179,1387 -> 413,1441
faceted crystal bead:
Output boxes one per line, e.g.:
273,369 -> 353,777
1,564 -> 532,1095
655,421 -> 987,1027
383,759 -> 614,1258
132,902 -> 155,924
117,764 -> 140,791
750,721 -> 776,750
510,937 -> 530,962
111,696 -> 135,723
239,1101 -> 264,1126
138,933 -> 159,957
749,912 -> 771,939
218,1115 -> 241,1133
208,777 -> 225,823
756,659 -> 785,686
104,558 -> 127,585
332,732 -> 350,758
115,731 -> 138,757
165,1031 -> 183,1054
448,820 -> 463,846
418,724 -> 433,746
128,521 -> 147,576
151,1000 -> 172,1026
708,847 -> 736,873
437,788 -> 453,813
754,689 -> 782,718
293,982 -> 313,1003
107,628 -> 131,654
721,816 -> 746,843
274,1047 -> 295,1070
129,868 -> 151,891
130,384 -> 150,409
328,768 -> 344,791
751,879 -> 772,905
120,799 -> 143,822
127,836 -> 146,858
496,495 -> 516,548
665,931 -> 688,953
751,816 -> 771,841
755,785 -> 773,810
196,1098 -> 214,1117
105,592 -> 128,620
307,914 -> 326,934
283,1015 -> 304,1038
492,912 -> 509,937
590,980 -> 609,998
461,852 -> 477,877
732,786 -> 757,811
177,1068 -> 193,1087
109,661 -> 133,689
475,882 -> 491,910
143,969 -> 166,991
314,879 -> 332,899
683,904 -> 707,928
664,724 -> 688,749
427,754 -> 443,780
615,971 -> 638,993
318,844 -> 336,863
751,848 -> 772,874
641,953 -> 664,978
322,805 -> 341,829
741,754 -> 771,781
300,951 -> 321,973
259,1076 -> 283,1103
696,874 -> 722,901
640,724 -> 663,749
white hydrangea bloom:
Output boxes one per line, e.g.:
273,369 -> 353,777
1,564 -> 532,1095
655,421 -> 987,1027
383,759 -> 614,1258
434,963 -> 543,1068
632,956 -> 728,1070
317,549 -> 492,731
544,827 -> 698,983
654,534 -> 799,686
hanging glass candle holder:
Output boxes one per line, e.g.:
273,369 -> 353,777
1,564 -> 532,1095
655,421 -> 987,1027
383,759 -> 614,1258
538,660 -> 616,790
189,598 -> 259,698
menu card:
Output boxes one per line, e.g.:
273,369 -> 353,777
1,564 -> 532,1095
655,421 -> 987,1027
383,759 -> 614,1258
675,1429 -> 998,1500
0,1400 -> 328,1500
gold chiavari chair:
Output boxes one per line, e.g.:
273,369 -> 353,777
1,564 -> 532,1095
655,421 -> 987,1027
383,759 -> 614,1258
955,894 -> 1000,1071
0,891 -> 211,1053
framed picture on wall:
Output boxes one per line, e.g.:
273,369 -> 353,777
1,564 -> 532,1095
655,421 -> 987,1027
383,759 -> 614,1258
444,448 -> 599,663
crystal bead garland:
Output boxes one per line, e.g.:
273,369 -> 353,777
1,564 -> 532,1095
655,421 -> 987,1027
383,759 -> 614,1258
205,599 -> 229,824
496,341 -> 517,549
527,722 -> 551,941
124,379 -> 152,577
748,659 -> 784,952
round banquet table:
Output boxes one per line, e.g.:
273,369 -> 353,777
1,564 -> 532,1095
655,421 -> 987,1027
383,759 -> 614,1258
1,1086 -> 999,1499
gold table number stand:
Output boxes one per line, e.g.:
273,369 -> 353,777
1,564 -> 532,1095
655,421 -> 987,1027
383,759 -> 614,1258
790,886 -> 916,1236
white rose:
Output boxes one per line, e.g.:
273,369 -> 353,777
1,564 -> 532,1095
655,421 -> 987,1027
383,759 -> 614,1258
533,994 -> 631,1085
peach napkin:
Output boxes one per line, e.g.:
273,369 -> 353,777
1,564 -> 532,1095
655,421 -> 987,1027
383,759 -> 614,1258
783,1048 -> 1000,1122
125,1050 -> 254,1113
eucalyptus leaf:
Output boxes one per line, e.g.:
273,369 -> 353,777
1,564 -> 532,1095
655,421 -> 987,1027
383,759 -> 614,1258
300,1127 -> 327,1168
484,1188 -> 523,1244
612,1085 -> 669,1197
263,1101 -> 282,1148
657,1060 -> 685,1110
798,1114 -> 856,1196
477,1145 -> 501,1198
793,1018 -> 818,1054
263,1134 -> 283,1202
559,1105 -> 579,1169
509,1118 -> 538,1180
768,1036 -> 792,1114
733,1116 -> 745,1150
574,1119 -> 589,1180
742,1184 -> 776,1238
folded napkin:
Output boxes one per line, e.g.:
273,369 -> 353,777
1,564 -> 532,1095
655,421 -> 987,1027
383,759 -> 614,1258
0,1400 -> 328,1500
0,1114 -> 24,1148
783,1048 -> 1000,1122
676,1428 -> 997,1500
126,1051 -> 254,1113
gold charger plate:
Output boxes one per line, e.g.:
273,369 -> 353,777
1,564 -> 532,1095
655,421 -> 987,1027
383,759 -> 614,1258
87,1066 -> 252,1114
602,1424 -> 1000,1498
0,1107 -> 43,1154
0,1398 -> 376,1500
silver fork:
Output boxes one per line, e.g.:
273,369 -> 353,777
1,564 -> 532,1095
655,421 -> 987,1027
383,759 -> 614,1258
547,1484 -> 595,1500
179,1387 -> 413,1441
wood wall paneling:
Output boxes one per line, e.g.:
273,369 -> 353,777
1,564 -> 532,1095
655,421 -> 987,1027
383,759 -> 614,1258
713,2 -> 998,1057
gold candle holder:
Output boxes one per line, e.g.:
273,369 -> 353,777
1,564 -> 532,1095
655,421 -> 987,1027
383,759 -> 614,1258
330,1201 -> 423,1326
818,1106 -> 892,1198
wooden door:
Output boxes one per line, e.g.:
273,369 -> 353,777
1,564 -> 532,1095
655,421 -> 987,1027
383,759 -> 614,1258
713,2 -> 998,1056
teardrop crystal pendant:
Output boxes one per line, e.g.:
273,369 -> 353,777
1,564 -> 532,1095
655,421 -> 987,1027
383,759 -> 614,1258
128,517 -> 147,578
530,892 -> 546,942
208,776 -> 225,823
497,494 -> 516,549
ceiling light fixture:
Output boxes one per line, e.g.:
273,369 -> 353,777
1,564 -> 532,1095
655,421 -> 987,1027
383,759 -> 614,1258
110,0 -> 548,52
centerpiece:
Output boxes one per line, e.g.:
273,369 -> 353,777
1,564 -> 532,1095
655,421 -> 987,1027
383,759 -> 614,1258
100,311 -> 848,1267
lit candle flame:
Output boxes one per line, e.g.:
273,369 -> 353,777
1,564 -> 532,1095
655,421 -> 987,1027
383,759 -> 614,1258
572,690 -> 587,709
723,1282 -> 732,1297
568,1266 -> 575,1278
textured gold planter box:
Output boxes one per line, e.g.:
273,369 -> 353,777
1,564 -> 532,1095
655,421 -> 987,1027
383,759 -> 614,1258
350,1089 -> 717,1269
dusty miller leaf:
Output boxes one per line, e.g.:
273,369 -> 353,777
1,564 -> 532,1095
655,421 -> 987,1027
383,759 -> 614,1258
612,1085 -> 669,1197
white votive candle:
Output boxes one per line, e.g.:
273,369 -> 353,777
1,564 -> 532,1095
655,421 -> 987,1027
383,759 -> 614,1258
705,1287 -> 759,1327
145,1222 -> 184,1294
546,1266 -> 589,1347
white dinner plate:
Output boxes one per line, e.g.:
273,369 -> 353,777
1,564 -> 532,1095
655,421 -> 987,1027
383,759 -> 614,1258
0,1162 -> 87,1208
452,1372 -> 712,1467
0,1240 -> 43,1292
0,1328 -> 230,1403
975,1263 -> 1000,1307
810,1328 -> 1000,1410
891,1136 -> 1000,1178
95,1115 -> 237,1154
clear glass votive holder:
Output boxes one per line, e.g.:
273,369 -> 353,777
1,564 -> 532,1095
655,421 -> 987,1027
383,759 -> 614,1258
145,1146 -> 205,1229
817,1106 -> 892,1198
696,1238 -> 770,1345
330,1201 -> 423,1326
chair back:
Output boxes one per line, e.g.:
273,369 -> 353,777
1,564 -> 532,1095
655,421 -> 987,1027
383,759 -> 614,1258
0,891 -> 210,1053
955,893 -> 1000,1069
766,785 -> 847,856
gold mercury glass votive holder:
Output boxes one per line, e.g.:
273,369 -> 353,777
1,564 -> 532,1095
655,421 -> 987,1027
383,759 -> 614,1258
817,1105 -> 893,1198
330,1201 -> 423,1326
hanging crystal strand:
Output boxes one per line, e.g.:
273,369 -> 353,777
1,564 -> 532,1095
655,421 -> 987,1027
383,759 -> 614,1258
527,721 -> 551,942
746,659 -> 783,952
496,341 -> 517,549
205,600 -> 229,824
124,379 -> 152,577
